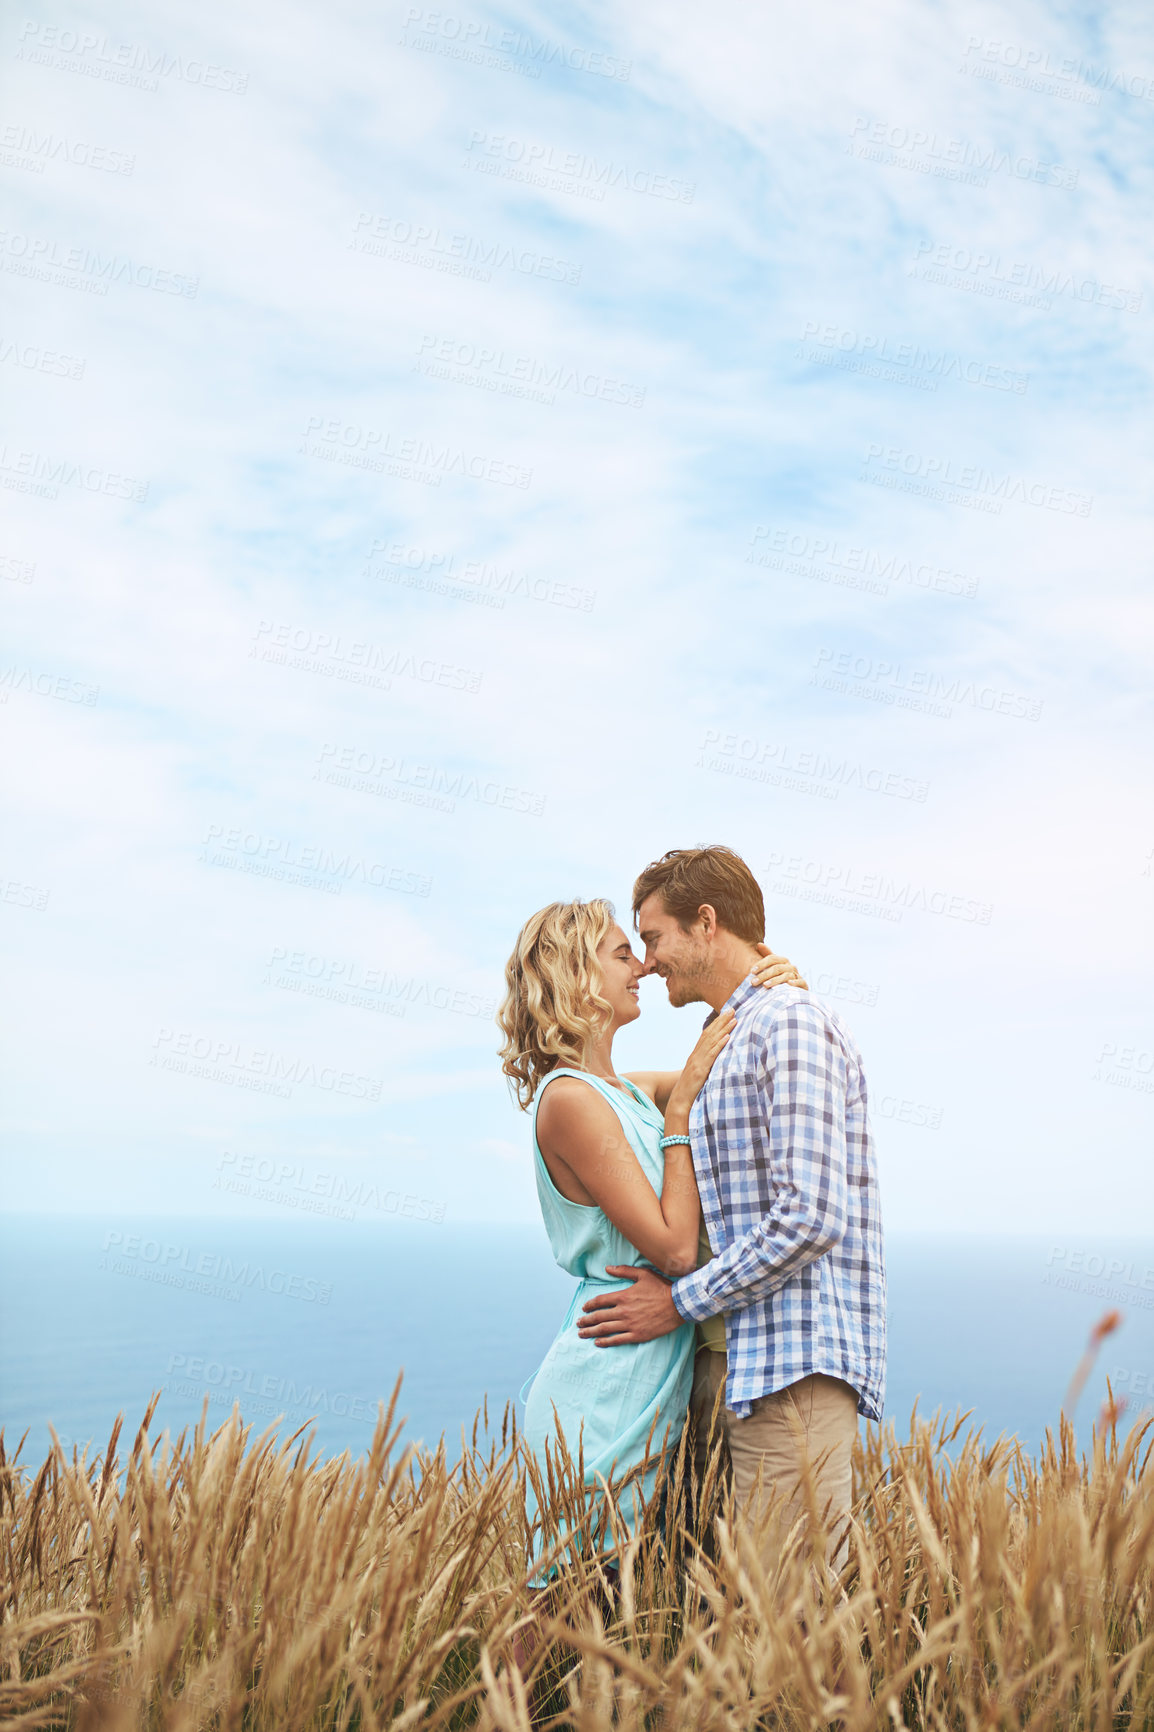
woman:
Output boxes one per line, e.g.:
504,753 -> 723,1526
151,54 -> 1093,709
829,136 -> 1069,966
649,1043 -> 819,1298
496,898 -> 804,1586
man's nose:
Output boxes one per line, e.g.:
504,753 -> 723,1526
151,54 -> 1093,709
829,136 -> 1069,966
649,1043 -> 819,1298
640,957 -> 660,976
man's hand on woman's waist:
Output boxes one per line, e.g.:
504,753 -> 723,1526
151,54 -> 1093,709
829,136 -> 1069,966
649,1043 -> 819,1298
576,1264 -> 684,1345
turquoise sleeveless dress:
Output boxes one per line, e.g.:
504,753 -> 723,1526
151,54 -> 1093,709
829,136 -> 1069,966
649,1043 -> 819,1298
520,1067 -> 696,1583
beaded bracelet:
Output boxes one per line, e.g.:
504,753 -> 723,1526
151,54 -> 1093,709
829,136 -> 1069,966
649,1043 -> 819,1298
659,1134 -> 692,1149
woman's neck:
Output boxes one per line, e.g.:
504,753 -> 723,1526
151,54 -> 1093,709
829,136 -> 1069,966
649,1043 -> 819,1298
580,1030 -> 620,1086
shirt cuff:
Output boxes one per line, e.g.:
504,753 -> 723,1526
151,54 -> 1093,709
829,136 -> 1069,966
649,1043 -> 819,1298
670,1266 -> 723,1322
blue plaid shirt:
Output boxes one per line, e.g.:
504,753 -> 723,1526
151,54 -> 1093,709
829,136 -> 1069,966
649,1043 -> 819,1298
670,977 -> 886,1421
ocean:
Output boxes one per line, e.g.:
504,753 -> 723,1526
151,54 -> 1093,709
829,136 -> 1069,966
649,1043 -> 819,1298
2,1217 -> 1152,1466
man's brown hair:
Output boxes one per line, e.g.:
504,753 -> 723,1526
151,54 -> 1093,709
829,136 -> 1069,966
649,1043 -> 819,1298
631,846 -> 765,945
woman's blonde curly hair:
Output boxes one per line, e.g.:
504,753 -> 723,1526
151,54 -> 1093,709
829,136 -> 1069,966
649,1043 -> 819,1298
497,899 -> 617,1109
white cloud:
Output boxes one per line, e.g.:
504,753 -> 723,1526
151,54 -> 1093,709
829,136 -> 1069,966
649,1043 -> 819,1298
2,0 -> 1150,1235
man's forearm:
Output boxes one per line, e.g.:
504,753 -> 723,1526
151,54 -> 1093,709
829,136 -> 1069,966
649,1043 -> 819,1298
672,1201 -> 844,1321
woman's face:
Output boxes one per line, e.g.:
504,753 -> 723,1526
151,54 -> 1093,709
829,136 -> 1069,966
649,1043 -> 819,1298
594,922 -> 645,1029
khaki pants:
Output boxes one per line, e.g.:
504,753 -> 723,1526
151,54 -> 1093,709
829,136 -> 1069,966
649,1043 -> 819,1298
689,1349 -> 858,1578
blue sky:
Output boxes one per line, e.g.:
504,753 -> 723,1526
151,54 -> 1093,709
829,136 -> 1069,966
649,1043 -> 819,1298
2,0 -> 1151,1238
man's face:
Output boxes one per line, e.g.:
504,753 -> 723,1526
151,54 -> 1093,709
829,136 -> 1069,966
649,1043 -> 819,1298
636,892 -> 713,1007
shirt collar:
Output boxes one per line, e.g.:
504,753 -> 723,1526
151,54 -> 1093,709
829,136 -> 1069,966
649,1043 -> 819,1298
702,970 -> 762,1027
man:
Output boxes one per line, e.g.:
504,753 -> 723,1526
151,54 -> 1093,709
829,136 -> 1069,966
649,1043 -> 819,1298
577,845 -> 886,1577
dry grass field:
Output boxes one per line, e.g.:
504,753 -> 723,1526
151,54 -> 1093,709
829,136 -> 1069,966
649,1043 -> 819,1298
2,1369 -> 1152,1731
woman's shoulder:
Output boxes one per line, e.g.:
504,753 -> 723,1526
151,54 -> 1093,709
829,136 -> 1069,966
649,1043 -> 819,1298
535,1070 -> 617,1125
536,1071 -> 662,1146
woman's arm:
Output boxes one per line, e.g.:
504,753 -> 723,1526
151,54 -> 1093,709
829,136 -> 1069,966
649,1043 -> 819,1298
620,1070 -> 682,1111
537,1084 -> 699,1276
537,1013 -> 735,1279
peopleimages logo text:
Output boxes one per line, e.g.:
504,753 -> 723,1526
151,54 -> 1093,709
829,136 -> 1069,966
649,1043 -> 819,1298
799,322 -> 1027,393
200,825 -> 431,897
166,1355 -> 377,1415
101,1234 -> 330,1302
812,649 -> 1042,720
0,445 -> 147,500
862,444 -> 1093,515
351,211 -> 580,287
302,413 -> 532,489
415,333 -> 645,408
266,949 -> 500,1021
747,526 -> 976,598
910,239 -> 1142,312
465,130 -> 691,199
765,852 -> 993,924
0,337 -> 86,379
0,230 -> 198,296
251,619 -> 483,693
0,123 -> 135,175
315,743 -> 545,814
365,541 -> 594,611
17,22 -> 249,92
849,117 -> 1078,187
700,730 -> 929,803
151,1028 -> 382,1100
960,36 -> 1154,103
400,9 -> 631,80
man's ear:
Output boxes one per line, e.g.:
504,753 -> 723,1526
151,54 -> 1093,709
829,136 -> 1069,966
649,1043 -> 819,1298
697,903 -> 719,939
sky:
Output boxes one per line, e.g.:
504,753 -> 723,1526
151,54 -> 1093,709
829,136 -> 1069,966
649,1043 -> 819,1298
1,0 -> 1151,1242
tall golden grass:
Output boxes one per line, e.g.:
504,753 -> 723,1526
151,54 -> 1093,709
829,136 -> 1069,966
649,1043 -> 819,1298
2,1372 -> 1152,1731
